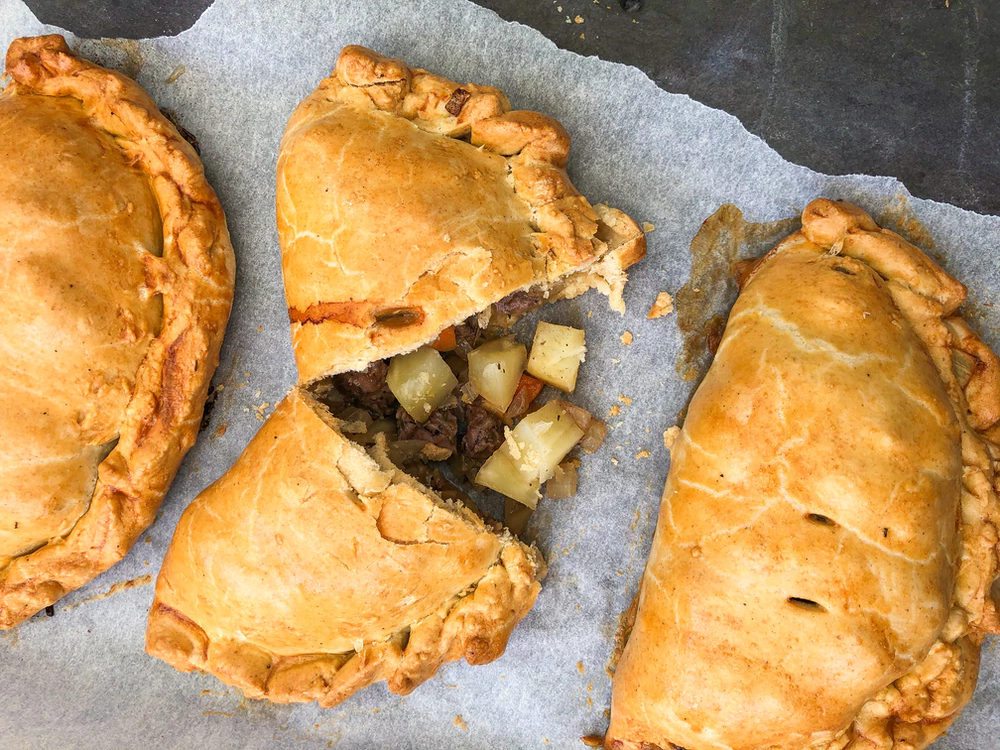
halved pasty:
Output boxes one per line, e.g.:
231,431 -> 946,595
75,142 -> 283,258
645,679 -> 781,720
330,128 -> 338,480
146,389 -> 543,706
607,199 -> 1000,750
146,45 -> 644,706
0,35 -> 234,628
277,45 -> 645,383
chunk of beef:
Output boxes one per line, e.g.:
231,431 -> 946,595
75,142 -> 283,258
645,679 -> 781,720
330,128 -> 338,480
461,398 -> 505,460
396,397 -> 460,454
333,360 -> 395,416
454,320 -> 483,358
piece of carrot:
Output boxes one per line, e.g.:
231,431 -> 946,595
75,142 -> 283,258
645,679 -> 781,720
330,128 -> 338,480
431,326 -> 457,352
506,373 -> 545,419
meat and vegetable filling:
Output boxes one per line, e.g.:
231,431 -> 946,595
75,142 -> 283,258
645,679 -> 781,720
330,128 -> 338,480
311,294 -> 606,534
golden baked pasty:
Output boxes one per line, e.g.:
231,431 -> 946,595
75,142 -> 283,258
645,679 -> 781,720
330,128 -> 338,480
0,35 -> 235,629
607,200 -> 1000,750
146,389 -> 543,706
277,45 -> 645,383
146,45 -> 644,707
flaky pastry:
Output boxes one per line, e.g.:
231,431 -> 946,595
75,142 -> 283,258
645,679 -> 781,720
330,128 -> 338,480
146,389 -> 544,706
0,35 -> 235,629
277,45 -> 645,382
607,200 -> 1000,750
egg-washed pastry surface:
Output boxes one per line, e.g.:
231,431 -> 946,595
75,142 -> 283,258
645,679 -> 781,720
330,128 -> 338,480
607,199 -> 1000,750
0,35 -> 235,628
277,45 -> 645,383
145,389 -> 544,707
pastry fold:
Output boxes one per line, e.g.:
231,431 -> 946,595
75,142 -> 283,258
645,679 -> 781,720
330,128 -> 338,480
277,45 -> 645,382
607,199 -> 1000,750
0,35 -> 234,628
146,389 -> 544,706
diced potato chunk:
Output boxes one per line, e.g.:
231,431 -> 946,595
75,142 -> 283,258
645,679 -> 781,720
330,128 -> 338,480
468,337 -> 527,412
475,401 -> 584,507
387,345 -> 458,423
476,449 -> 540,507
526,322 -> 586,393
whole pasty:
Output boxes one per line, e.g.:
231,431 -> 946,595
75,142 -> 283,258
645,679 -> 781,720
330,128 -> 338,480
607,200 -> 1000,750
0,36 -> 234,628
146,46 -> 644,706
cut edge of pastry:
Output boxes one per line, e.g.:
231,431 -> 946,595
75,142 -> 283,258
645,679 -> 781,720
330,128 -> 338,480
281,45 -> 647,384
145,387 -> 546,708
0,35 -> 235,629
608,198 -> 999,750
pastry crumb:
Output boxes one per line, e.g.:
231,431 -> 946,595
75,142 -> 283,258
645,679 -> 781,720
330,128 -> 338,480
635,449 -> 651,459
620,331 -> 633,346
611,357 -> 621,364
618,394 -> 633,406
642,221 -> 656,232
663,426 -> 681,450
577,660 -> 586,674
214,424 -> 228,438
575,14 -> 585,22
580,32 -> 585,39
582,735 -> 604,747
608,405 -> 621,417
647,291 -> 674,319
454,716 -> 467,731
610,457 -> 619,466
165,64 -> 185,84
257,325 -> 263,332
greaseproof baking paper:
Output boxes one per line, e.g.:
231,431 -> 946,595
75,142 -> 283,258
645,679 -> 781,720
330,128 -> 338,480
0,1 -> 997,747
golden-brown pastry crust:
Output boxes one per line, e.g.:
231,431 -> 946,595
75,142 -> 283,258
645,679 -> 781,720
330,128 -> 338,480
0,35 -> 235,628
277,45 -> 645,383
607,199 -> 1000,750
145,389 -> 544,707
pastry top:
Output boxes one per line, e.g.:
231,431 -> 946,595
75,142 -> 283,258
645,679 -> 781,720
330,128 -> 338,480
0,35 -> 235,628
607,199 -> 1000,750
277,45 -> 645,383
146,389 -> 544,706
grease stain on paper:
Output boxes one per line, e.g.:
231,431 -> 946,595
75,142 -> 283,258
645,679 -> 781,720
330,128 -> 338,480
675,204 -> 800,384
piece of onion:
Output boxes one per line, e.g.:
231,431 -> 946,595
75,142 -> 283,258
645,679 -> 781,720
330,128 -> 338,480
504,496 -> 534,535
579,420 -> 607,454
545,460 -> 579,499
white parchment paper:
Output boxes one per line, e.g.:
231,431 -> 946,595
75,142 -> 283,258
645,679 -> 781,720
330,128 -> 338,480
1,1 -> 997,747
